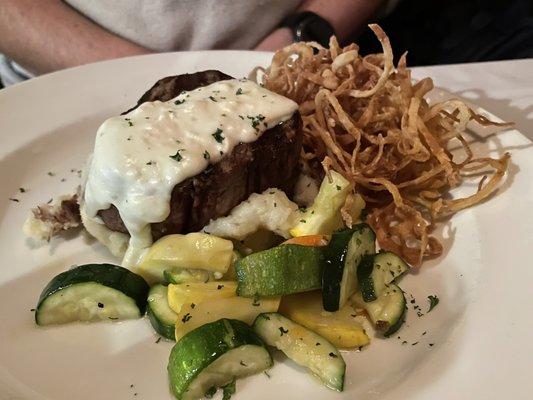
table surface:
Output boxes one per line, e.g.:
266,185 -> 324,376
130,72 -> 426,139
413,58 -> 533,140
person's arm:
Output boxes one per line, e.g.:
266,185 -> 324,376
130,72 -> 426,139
255,0 -> 384,51
0,0 -> 151,75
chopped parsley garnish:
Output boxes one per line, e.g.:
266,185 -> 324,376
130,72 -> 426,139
217,284 -> 224,290
19,188 -> 26,193
315,342 -> 321,346
155,337 -> 161,344
239,360 -> 247,367
203,150 -> 210,160
298,206 -> 307,213
329,352 -> 338,358
174,99 -> 185,105
236,88 -> 243,95
146,161 -> 153,166
212,128 -> 225,143
427,295 -> 439,312
222,380 -> 236,400
238,115 -> 244,120
208,96 -> 217,102
279,326 -> 289,336
108,316 -> 118,320
299,219 -> 306,223
336,185 -> 342,191
181,313 -> 192,323
30,308 -> 35,312
429,343 -> 434,347
97,302 -> 104,308
9,198 -> 19,203
47,171 -> 55,176
125,118 -> 133,127
411,342 -> 419,346
247,114 -> 266,131
264,371 -> 271,379
190,303 -> 196,309
169,150 -> 183,162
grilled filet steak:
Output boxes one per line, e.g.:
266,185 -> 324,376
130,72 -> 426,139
98,70 -> 302,240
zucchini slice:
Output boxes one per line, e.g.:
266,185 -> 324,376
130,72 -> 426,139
174,296 -> 280,341
168,319 -> 272,400
164,269 -> 214,284
279,291 -> 369,349
358,251 -> 409,302
253,312 -> 345,392
289,170 -> 351,237
235,244 -> 324,297
35,263 -> 149,325
352,283 -> 406,337
322,225 -> 376,311
147,284 -> 178,340
167,281 -> 237,314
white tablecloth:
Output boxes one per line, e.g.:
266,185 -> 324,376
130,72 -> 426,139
413,58 -> 533,141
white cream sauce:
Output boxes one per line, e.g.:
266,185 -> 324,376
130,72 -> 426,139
83,79 -> 298,265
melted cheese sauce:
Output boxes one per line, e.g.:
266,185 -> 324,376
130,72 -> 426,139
83,79 -> 298,265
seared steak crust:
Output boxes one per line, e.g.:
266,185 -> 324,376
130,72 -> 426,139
98,70 -> 302,240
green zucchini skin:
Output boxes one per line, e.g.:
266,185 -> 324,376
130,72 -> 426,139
147,284 -> 178,340
322,224 -> 376,311
235,245 -> 325,297
357,254 -> 378,302
168,319 -> 271,399
36,263 -> 149,323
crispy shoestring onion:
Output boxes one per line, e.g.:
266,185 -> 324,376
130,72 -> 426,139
263,24 -> 511,267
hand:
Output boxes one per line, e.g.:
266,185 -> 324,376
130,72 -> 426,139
254,28 -> 293,51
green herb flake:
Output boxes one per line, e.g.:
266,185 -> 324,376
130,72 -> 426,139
169,150 -> 183,162
212,128 -> 225,143
299,219 -> 306,223
279,326 -> 289,336
329,352 -> 338,358
9,198 -> 19,203
222,380 -> 236,400
155,337 -> 161,344
336,185 -> 341,191
208,96 -> 217,102
236,88 -> 243,95
181,313 -> 192,323
174,99 -> 185,105
217,284 -> 224,290
247,114 -> 266,131
427,295 -> 439,312
315,342 -> 321,346
190,303 -> 196,309
264,371 -> 271,379
19,188 -> 26,193
203,150 -> 210,160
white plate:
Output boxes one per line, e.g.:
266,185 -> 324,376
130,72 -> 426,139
0,51 -> 532,400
